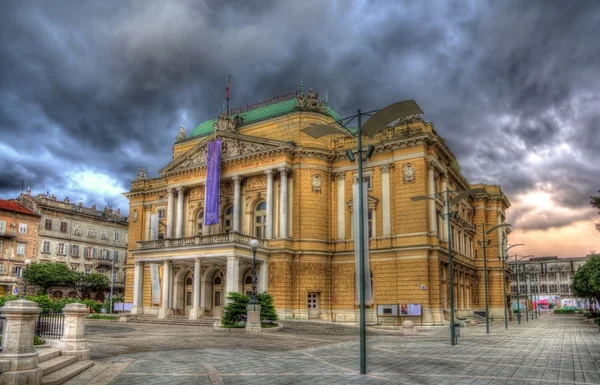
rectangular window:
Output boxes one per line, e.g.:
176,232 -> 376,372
114,231 -> 120,241
367,210 -> 373,238
92,248 -> 97,258
113,270 -> 118,282
85,267 -> 91,275
71,245 -> 79,257
114,250 -> 119,262
60,222 -> 68,233
42,241 -> 51,253
158,209 -> 165,219
71,266 -> 78,272
17,243 -> 25,255
45,219 -> 52,230
0,219 -> 6,234
13,266 -> 23,277
19,223 -> 28,233
57,243 -> 65,255
0,265 -> 3,274
98,268 -> 105,275
0,240 -> 3,252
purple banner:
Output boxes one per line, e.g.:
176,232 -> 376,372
204,138 -> 222,225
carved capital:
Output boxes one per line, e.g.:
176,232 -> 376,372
278,167 -> 291,177
232,175 -> 242,183
265,169 -> 275,178
380,163 -> 394,173
168,188 -> 176,196
144,205 -> 152,211
335,172 -> 345,181
176,187 -> 187,195
427,160 -> 435,171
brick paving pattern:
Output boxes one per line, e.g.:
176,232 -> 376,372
67,315 -> 600,384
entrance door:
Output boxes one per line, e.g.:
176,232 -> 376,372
212,272 -> 223,317
307,293 -> 319,319
184,275 -> 193,315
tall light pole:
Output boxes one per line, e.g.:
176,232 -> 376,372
513,254 -> 533,324
249,239 -> 260,305
412,187 -> 486,345
303,100 -> 423,374
23,259 -> 31,298
477,223 -> 511,334
501,243 -> 524,329
109,219 -> 117,315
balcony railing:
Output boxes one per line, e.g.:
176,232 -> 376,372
137,232 -> 266,250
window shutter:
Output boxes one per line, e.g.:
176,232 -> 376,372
0,220 -> 6,233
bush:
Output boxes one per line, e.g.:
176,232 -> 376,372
86,314 -> 118,321
554,308 -> 576,314
0,294 -> 102,313
0,335 -> 45,346
221,293 -> 249,326
258,292 -> 278,322
595,318 -> 600,326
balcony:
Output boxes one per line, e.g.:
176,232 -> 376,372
137,232 -> 267,251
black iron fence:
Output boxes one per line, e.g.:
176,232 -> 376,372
36,311 -> 64,339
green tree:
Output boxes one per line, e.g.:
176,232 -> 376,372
572,254 -> 600,304
592,191 -> 600,232
71,273 -> 110,299
258,292 -> 278,321
221,292 -> 249,326
26,263 -> 76,291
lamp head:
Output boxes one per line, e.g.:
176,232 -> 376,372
249,239 -> 260,249
365,145 -> 375,159
25,259 -> 31,266
345,149 -> 355,162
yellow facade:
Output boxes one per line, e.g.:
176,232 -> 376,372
124,91 -> 511,324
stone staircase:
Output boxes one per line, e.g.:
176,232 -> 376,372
37,348 -> 94,385
127,314 -> 214,327
456,313 -> 486,327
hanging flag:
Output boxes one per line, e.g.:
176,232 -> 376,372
353,180 -> 373,305
150,264 -> 160,304
204,138 -> 222,225
150,214 -> 159,240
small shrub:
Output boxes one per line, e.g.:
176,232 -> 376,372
86,314 -> 118,321
221,293 -> 250,326
34,335 -> 45,345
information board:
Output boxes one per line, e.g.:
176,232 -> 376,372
377,304 -> 398,316
399,303 -> 422,316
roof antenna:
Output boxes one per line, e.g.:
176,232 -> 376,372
325,89 -> 328,105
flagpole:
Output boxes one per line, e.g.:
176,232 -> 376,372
226,75 -> 231,114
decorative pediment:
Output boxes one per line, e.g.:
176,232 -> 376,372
346,195 -> 379,211
165,136 -> 281,173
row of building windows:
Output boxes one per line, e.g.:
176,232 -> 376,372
512,284 -> 572,294
0,220 -> 30,235
43,219 -> 125,241
509,272 -> 572,281
41,240 -> 120,261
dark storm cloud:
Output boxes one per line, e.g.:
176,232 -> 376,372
0,0 -> 599,231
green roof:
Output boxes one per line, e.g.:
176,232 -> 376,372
190,97 -> 342,138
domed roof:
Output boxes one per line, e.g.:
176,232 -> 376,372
190,92 -> 341,138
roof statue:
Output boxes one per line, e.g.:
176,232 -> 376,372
295,88 -> 327,113
213,110 -> 237,133
135,168 -> 148,181
176,125 -> 187,142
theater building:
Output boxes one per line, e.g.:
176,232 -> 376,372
124,88 -> 511,324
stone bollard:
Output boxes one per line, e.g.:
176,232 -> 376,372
245,304 -> 262,333
60,303 -> 89,361
0,299 -> 43,385
402,320 -> 418,336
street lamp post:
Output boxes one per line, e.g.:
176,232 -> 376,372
502,244 -> 524,329
249,239 -> 260,305
477,223 -> 511,335
303,100 -> 424,374
412,187 -> 486,345
513,254 -> 533,324
23,259 -> 31,298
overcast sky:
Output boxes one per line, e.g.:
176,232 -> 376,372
1,0 -> 598,257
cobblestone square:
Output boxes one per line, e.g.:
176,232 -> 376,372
66,315 -> 600,385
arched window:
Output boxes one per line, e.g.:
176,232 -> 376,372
254,201 -> 267,238
196,210 -> 204,235
244,272 -> 253,296
223,205 -> 233,233
186,277 -> 193,286
214,276 -> 221,285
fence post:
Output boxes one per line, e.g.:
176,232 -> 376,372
0,299 -> 43,385
60,303 -> 89,360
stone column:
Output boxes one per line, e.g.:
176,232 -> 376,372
131,262 -> 144,315
166,188 -> 175,239
60,303 -> 90,360
0,300 -> 43,385
381,165 -> 392,236
144,205 -> 152,240
168,262 -> 174,309
278,167 -> 290,239
232,176 -> 242,233
337,173 -> 345,239
189,258 -> 202,320
428,162 -> 438,236
226,256 -> 239,300
259,260 -> 268,293
158,260 -> 171,319
176,187 -> 186,238
265,170 -> 275,239
441,173 -> 449,241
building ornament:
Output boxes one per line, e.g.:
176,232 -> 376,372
294,88 -> 328,113
135,169 -> 148,181
245,176 -> 267,191
380,163 -> 394,173
403,163 -> 416,183
176,125 -> 187,142
132,209 -> 139,222
311,173 -> 323,193
213,111 -> 237,133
